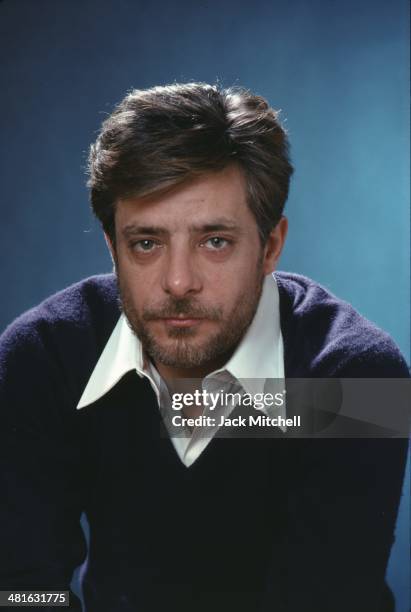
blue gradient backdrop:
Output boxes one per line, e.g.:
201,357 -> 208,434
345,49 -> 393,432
1,0 -> 409,609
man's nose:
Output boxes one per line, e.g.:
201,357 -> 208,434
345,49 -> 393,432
161,246 -> 202,297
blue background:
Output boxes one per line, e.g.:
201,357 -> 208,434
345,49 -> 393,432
1,0 -> 409,608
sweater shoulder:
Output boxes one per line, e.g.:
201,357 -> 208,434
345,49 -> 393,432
0,274 -> 120,405
1,274 -> 119,346
274,271 -> 409,376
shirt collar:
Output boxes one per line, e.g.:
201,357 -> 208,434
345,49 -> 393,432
77,273 -> 284,409
204,272 -> 284,396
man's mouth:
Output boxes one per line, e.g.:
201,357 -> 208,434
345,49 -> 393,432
161,316 -> 204,328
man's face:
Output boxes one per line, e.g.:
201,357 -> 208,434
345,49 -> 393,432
110,164 -> 284,375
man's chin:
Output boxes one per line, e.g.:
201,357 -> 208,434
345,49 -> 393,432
143,335 -> 230,369
145,339 -> 215,369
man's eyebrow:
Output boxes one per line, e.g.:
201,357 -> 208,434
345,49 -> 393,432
122,224 -> 169,238
190,220 -> 240,233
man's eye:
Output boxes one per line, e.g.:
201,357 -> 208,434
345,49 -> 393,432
203,237 -> 230,250
133,239 -> 157,252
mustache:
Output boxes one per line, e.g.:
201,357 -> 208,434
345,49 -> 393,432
142,298 -> 223,321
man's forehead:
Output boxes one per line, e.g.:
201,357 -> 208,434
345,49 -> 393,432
115,165 -> 251,232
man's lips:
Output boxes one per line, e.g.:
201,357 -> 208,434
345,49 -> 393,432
160,317 -> 204,328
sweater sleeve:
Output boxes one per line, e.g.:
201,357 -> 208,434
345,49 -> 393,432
0,315 -> 87,610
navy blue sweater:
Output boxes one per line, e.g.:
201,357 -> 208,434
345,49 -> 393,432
0,272 -> 409,612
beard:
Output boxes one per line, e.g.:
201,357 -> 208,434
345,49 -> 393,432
116,271 -> 265,370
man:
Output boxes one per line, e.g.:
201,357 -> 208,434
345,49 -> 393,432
0,83 -> 409,612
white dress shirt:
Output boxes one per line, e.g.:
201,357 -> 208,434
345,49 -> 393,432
77,273 -> 285,467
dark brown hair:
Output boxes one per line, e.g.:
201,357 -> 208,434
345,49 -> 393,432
88,82 -> 293,244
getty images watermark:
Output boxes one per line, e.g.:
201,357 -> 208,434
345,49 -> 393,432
161,378 -> 411,438
170,388 -> 301,429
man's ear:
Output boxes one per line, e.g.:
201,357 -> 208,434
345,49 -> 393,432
104,232 -> 116,266
262,216 -> 288,275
